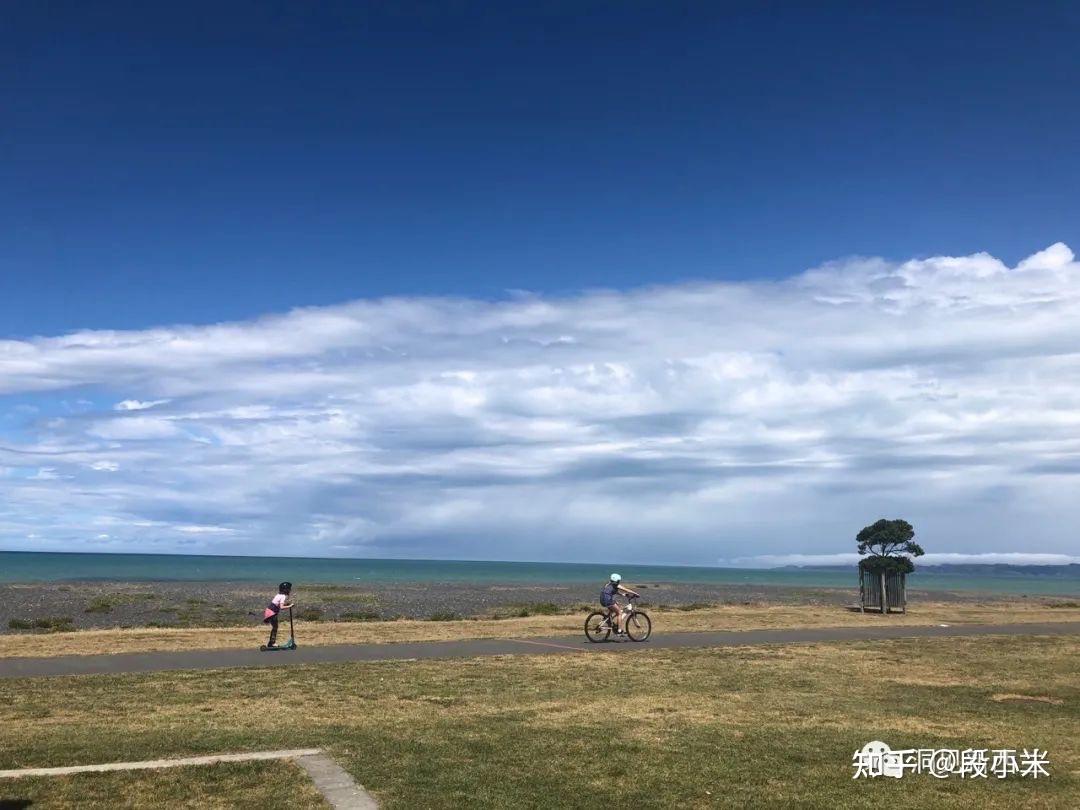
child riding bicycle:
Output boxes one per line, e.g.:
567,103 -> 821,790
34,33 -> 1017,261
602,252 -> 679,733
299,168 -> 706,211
600,573 -> 639,635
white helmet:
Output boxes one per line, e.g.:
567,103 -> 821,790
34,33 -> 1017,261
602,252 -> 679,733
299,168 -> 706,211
609,573 -> 622,583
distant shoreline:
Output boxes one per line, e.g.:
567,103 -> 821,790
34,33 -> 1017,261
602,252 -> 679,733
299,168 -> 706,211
2,551 -> 1077,597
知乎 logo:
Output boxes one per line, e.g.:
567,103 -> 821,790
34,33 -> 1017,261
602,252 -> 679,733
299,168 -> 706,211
855,741 -> 904,778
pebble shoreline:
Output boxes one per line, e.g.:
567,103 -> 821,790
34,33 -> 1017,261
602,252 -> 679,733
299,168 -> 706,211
0,580 -> 1022,633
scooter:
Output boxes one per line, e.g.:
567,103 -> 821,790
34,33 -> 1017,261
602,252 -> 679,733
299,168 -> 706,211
260,606 -> 297,651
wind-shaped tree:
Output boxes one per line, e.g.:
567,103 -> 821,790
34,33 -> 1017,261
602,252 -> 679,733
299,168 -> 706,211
856,518 -> 924,574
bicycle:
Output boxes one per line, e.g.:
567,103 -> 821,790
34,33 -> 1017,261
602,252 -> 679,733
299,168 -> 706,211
584,594 -> 652,642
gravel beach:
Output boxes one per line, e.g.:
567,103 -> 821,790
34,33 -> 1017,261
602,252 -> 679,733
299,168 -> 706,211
0,580 -> 1039,634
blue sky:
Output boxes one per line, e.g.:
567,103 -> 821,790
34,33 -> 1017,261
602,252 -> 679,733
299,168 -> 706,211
2,3 -> 1080,564
4,1 -> 1078,336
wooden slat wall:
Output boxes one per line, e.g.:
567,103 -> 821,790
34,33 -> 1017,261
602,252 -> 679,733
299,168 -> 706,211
860,569 -> 906,613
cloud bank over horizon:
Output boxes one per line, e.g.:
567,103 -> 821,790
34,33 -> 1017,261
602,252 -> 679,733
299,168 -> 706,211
3,243 -> 1080,565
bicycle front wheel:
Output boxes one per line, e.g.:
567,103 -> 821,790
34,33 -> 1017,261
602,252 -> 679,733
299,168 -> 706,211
625,611 -> 651,641
584,611 -> 611,643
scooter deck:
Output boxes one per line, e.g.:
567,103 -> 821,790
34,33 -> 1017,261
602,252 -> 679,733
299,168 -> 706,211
259,641 -> 297,651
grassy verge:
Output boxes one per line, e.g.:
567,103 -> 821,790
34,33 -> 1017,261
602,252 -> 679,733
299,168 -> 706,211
1,760 -> 330,809
2,601 -> 1077,658
2,635 -> 1076,807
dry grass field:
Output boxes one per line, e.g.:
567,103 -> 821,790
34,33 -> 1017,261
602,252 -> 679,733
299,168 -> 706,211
3,634 -> 1077,807
1,760 -> 330,809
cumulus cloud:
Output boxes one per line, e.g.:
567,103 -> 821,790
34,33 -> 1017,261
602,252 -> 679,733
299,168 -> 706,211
88,416 -> 182,440
115,399 -> 170,411
2,244 -> 1080,563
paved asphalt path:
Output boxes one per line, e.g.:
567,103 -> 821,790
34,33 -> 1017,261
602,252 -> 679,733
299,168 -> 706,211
1,622 -> 1077,679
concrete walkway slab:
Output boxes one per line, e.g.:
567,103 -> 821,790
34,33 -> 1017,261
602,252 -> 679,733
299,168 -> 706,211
0,621 -> 1076,679
0,748 -> 321,779
0,749 -> 379,808
296,753 -> 379,810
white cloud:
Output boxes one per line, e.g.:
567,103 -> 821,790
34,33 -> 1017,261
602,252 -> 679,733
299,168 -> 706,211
173,525 -> 236,535
115,399 -> 170,411
725,553 -> 1080,568
88,416 -> 181,440
2,244 -> 1080,562
917,552 -> 1080,566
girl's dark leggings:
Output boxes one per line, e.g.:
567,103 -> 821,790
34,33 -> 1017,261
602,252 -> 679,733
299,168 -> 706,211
267,615 -> 279,646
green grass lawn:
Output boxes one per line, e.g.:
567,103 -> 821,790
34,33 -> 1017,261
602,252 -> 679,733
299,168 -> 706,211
1,760 -> 330,809
3,635 -> 1076,808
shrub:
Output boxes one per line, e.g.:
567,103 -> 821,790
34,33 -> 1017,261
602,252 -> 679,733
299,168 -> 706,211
85,598 -> 114,614
858,555 -> 915,574
340,610 -> 381,622
9,617 -> 75,632
428,611 -> 460,622
509,602 -> 560,617
37,617 -> 75,632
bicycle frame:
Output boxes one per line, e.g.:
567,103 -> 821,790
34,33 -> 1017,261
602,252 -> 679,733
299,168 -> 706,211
600,598 -> 637,627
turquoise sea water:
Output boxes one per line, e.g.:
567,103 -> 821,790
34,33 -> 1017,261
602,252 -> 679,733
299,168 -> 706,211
1,551 -> 1077,595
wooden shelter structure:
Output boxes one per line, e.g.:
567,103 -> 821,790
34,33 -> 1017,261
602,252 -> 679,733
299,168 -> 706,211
859,566 -> 907,614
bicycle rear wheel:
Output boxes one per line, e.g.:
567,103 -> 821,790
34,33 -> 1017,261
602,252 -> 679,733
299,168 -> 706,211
584,611 -> 611,642
625,611 -> 651,641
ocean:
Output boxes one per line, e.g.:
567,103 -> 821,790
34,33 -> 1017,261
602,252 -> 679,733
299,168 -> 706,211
1,551 -> 1077,596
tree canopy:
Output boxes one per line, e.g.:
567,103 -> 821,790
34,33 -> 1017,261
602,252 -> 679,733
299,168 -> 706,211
856,518 -> 924,574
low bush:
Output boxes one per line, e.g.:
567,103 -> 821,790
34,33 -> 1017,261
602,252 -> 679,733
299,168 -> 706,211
85,597 -> 114,614
428,611 -> 461,622
340,610 -> 381,622
505,601 -> 561,618
9,617 -> 76,632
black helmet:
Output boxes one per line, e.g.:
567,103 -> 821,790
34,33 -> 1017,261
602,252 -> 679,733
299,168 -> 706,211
278,581 -> 292,594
